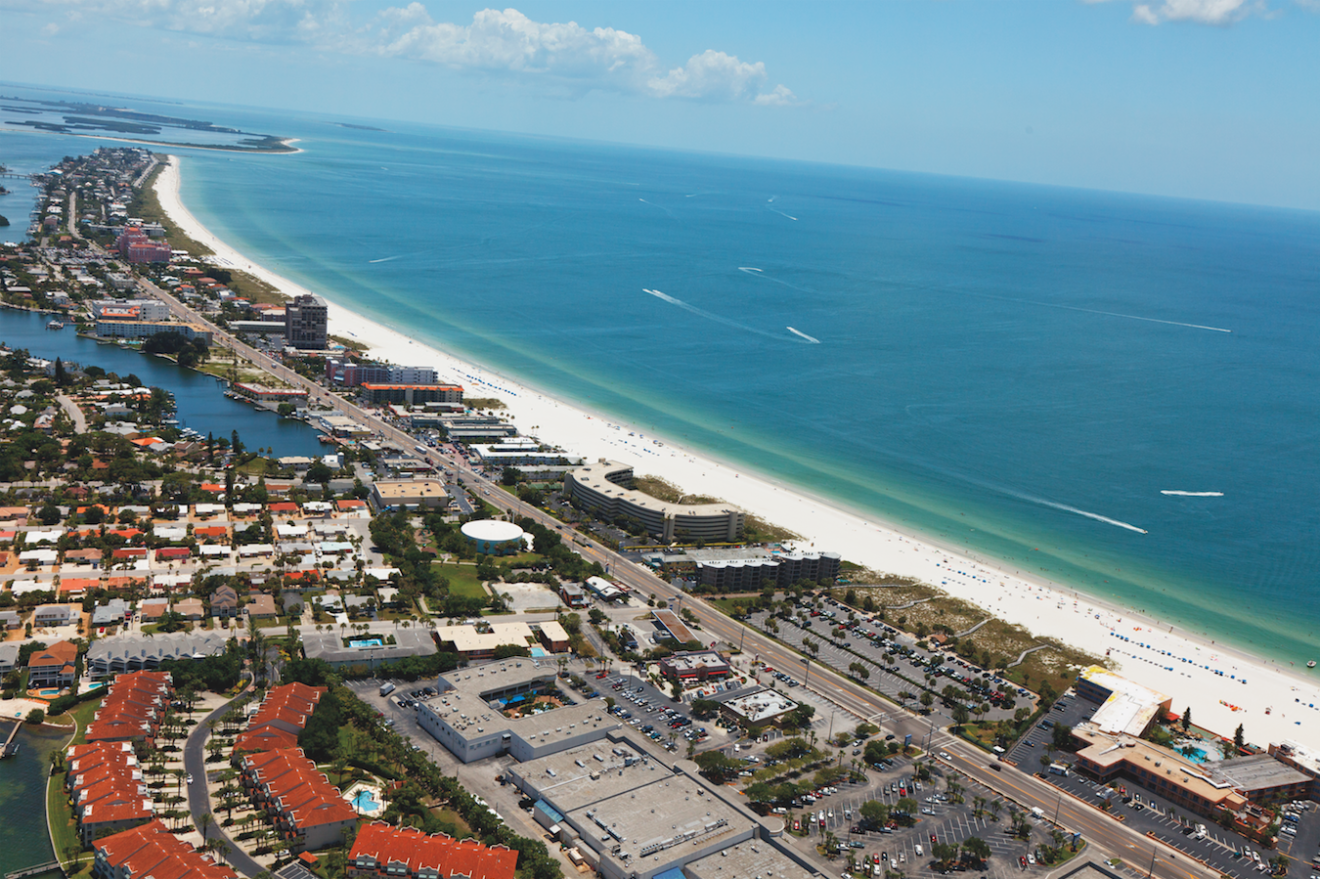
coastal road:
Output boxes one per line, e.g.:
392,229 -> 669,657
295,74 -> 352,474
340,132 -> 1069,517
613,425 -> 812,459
184,685 -> 264,878
126,215 -> 1215,879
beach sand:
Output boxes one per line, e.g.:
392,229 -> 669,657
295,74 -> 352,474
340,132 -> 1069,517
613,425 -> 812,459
155,154 -> 1320,749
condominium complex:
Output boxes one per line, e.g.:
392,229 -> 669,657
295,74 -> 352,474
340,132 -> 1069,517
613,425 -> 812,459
564,460 -> 744,543
285,293 -> 328,349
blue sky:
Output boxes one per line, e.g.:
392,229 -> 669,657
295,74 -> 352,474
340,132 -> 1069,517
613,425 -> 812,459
2,0 -> 1318,209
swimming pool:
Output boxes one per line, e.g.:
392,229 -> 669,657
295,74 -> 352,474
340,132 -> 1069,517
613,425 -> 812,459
350,638 -> 383,648
350,789 -> 381,813
530,647 -> 549,658
38,689 -> 62,697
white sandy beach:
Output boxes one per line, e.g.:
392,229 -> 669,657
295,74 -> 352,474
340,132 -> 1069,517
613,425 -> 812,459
155,154 -> 1320,750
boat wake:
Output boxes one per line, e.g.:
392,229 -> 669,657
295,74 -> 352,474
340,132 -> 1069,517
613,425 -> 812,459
368,255 -> 401,264
787,326 -> 820,343
997,485 -> 1149,534
1161,490 -> 1224,497
643,289 -> 816,344
770,208 -> 798,221
738,267 -> 763,274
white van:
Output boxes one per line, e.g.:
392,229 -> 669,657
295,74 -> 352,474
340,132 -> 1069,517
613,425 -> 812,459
915,844 -> 924,857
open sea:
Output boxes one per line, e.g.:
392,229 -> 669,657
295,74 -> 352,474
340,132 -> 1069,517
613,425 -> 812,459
3,85 -> 1319,667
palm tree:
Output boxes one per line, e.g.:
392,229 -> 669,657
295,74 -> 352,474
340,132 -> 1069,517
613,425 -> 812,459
199,811 -> 213,843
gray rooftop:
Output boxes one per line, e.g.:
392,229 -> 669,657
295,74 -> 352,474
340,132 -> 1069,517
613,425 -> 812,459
684,838 -> 822,879
511,740 -> 666,814
86,631 -> 228,667
300,627 -> 437,665
1207,754 -> 1311,792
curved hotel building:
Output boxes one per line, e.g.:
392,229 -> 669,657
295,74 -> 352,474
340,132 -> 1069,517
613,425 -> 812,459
564,461 -> 745,543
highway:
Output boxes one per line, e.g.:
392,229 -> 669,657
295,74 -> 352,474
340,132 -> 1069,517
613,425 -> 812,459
133,266 -> 1216,879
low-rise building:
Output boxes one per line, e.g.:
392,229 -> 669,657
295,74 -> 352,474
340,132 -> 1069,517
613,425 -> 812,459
300,627 -> 437,669
86,632 -> 227,679
658,650 -> 730,682
718,688 -> 800,728
415,659 -> 620,764
239,748 -> 358,852
347,823 -> 517,879
371,479 -> 450,511
94,818 -> 236,879
95,319 -> 212,342
32,603 -> 77,627
1075,666 -> 1171,739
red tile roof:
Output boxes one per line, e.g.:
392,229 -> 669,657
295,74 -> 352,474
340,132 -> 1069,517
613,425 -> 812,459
350,823 -> 518,879
28,640 -> 78,671
94,819 -> 236,879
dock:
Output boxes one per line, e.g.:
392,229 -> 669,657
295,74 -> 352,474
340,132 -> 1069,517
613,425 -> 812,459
4,861 -> 65,879
1,719 -> 21,758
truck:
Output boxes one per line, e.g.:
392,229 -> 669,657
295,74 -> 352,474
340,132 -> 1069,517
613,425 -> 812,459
379,682 -> 396,697
1048,762 -> 1070,777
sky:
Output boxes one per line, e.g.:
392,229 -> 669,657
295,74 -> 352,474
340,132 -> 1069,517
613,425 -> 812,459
1,0 -> 1318,210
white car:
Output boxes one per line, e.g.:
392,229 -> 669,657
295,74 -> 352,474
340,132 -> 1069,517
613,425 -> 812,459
186,774 -> 194,785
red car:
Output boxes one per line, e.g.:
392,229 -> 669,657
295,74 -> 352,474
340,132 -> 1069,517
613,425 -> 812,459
1020,856 -> 1028,869
931,834 -> 938,845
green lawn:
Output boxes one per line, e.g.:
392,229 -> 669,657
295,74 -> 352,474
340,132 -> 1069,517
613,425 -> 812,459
434,563 -> 487,600
497,551 -> 544,568
49,696 -> 105,873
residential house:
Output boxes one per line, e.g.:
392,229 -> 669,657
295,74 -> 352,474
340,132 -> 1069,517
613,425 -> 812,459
28,640 -> 79,688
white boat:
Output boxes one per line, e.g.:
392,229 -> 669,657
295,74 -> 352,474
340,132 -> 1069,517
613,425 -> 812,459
1307,661 -> 1315,669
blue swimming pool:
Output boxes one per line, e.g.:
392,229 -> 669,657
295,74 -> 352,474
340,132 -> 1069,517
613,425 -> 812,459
351,789 -> 381,813
350,638 -> 383,648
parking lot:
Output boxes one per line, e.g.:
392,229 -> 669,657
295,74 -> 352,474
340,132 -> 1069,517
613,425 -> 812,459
743,600 -> 1032,725
774,754 -> 1063,879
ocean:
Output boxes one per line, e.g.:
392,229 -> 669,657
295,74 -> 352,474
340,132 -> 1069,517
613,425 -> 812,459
4,86 -> 1319,665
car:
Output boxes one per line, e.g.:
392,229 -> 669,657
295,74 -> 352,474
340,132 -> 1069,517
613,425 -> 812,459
186,774 -> 194,785
885,734 -> 896,740
1025,740 -> 1036,747
1020,856 -> 1028,869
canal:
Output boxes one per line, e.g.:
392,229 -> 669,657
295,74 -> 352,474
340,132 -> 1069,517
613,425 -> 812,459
0,308 -> 325,457
0,720 -> 70,879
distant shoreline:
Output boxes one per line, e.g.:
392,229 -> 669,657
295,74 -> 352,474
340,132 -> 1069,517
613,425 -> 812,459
0,126 -> 302,154
152,152 -> 1320,747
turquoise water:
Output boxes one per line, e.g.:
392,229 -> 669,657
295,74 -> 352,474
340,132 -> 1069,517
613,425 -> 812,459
351,789 -> 381,812
3,86 -> 1320,668
531,647 -> 549,658
350,638 -> 384,648
37,689 -> 60,697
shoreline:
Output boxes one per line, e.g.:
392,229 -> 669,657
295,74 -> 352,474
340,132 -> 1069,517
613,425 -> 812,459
153,152 -> 1320,749
0,126 -> 302,154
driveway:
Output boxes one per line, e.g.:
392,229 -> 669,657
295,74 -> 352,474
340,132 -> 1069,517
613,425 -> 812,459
184,684 -> 265,878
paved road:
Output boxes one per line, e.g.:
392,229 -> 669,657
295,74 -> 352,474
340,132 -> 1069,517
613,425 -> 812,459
185,688 -> 265,878
124,170 -> 1213,879
55,394 -> 86,433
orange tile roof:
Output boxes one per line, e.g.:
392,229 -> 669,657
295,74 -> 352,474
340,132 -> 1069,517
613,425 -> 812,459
28,640 -> 78,670
94,819 -> 236,879
350,823 -> 518,879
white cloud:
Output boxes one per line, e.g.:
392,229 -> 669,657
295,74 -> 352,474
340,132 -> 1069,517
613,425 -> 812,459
9,0 -> 795,105
1089,0 -> 1271,24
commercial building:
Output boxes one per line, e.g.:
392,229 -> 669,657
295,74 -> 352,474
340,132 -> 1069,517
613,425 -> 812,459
652,609 -> 697,645
359,383 -> 464,405
300,627 -> 437,669
564,461 -> 744,543
439,415 -> 518,442
1268,740 -> 1320,800
435,622 -> 537,662
470,439 -> 583,469
371,479 -> 450,511
95,319 -> 212,343
658,650 -> 731,682
1071,723 -> 1249,819
504,737 -> 769,879
415,659 -> 620,764
1075,666 -> 1171,738
347,823 -> 518,879
559,583 -> 588,608
718,688 -> 800,728
232,383 -> 310,404
459,519 -> 525,556
684,838 -> 823,879
285,294 -> 328,349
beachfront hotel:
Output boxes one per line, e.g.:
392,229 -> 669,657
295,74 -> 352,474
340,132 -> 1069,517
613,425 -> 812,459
284,293 -> 328,349
564,460 -> 745,543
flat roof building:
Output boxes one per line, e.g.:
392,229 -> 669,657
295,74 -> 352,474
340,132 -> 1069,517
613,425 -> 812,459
1075,666 -> 1171,738
683,838 -> 822,879
565,461 -> 744,543
300,627 -> 437,669
718,688 -> 799,727
459,519 -> 525,556
371,479 -> 449,511
415,658 -> 620,764
659,650 -> 730,681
